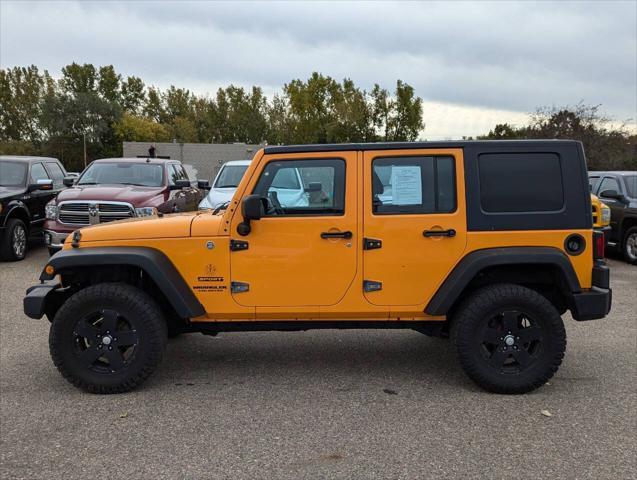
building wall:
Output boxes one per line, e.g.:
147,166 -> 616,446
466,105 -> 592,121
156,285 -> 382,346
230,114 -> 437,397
122,142 -> 264,181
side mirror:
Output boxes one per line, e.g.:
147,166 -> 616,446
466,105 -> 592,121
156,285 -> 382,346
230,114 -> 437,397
170,179 -> 191,190
197,179 -> 210,190
600,189 -> 624,201
237,194 -> 267,236
28,179 -> 53,192
304,182 -> 322,193
63,176 -> 76,187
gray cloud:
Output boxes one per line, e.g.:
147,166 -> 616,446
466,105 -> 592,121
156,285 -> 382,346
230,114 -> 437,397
1,0 -> 636,125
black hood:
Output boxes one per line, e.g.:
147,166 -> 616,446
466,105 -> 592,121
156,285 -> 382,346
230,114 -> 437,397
0,186 -> 25,201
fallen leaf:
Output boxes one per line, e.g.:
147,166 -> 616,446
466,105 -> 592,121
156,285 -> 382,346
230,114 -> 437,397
541,409 -> 552,417
383,389 -> 398,395
119,411 -> 128,418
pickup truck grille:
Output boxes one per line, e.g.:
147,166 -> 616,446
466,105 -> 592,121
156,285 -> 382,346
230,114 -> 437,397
58,201 -> 135,226
592,204 -> 599,226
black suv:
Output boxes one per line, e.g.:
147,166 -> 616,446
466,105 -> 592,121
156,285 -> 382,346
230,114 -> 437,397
0,156 -> 68,261
589,171 -> 637,264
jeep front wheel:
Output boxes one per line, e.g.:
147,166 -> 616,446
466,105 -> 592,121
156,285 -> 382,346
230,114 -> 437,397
49,283 -> 167,393
451,284 -> 566,394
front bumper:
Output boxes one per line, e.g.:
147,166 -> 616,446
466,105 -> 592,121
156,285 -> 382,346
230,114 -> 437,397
571,262 -> 612,321
24,280 -> 61,319
44,229 -> 69,252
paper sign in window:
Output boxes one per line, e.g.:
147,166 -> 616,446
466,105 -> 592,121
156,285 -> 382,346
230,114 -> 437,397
390,166 -> 422,205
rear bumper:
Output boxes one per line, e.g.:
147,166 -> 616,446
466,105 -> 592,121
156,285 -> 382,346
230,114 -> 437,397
571,262 -> 612,321
24,281 -> 60,319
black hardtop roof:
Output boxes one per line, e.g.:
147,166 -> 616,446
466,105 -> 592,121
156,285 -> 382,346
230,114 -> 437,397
263,139 -> 582,155
0,155 -> 60,163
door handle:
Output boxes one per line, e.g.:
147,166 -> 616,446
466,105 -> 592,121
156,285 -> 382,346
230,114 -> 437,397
320,231 -> 353,239
423,229 -> 456,238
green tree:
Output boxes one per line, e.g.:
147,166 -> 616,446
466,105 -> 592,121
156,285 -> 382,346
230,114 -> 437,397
113,113 -> 170,142
121,76 -> 146,114
98,65 -> 121,103
60,62 -> 98,95
480,104 -> 636,170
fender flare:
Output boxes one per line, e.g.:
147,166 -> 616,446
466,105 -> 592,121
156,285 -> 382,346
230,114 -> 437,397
41,247 -> 205,319
425,247 -> 582,316
2,202 -> 30,227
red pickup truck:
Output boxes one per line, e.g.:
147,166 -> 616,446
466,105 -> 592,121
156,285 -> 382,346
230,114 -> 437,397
44,158 -> 206,254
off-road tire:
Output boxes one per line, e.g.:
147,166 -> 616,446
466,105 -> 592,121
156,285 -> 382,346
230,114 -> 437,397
451,283 -> 566,394
0,218 -> 28,261
621,226 -> 637,265
50,283 -> 168,394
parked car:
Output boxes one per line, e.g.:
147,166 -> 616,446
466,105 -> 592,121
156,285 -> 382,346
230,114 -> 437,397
43,158 -> 205,255
589,171 -> 637,264
590,193 -> 611,239
0,156 -> 68,261
198,160 -> 250,210
198,159 -> 309,210
26,140 -> 610,395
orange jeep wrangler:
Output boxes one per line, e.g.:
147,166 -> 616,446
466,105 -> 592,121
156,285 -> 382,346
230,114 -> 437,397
24,141 -> 611,394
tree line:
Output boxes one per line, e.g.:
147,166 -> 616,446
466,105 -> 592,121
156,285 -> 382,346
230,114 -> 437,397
1,63 -> 634,171
478,104 -> 636,170
0,64 -> 423,170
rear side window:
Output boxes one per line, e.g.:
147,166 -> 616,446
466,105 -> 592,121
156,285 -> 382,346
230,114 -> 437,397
46,162 -> 66,187
478,153 -> 564,213
598,177 -> 620,197
30,163 -> 50,182
372,156 -> 456,214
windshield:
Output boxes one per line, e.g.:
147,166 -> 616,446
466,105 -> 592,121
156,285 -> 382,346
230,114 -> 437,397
78,163 -> 164,187
624,175 -> 637,198
214,165 -> 248,188
0,161 -> 28,187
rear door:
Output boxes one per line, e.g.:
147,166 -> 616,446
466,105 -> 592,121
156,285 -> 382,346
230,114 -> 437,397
362,148 -> 467,307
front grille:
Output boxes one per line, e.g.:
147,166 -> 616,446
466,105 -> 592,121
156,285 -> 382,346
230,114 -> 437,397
592,205 -> 599,225
58,201 -> 135,226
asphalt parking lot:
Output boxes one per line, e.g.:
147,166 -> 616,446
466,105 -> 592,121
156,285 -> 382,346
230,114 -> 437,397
1,245 -> 635,479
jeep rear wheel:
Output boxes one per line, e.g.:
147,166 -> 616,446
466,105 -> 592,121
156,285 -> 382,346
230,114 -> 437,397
49,283 -> 167,393
451,283 -> 566,394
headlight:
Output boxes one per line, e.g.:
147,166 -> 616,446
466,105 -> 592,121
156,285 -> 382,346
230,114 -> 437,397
45,203 -> 58,220
135,207 -> 157,217
601,206 -> 611,224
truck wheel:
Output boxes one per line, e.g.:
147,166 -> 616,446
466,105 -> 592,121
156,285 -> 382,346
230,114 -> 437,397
49,283 -> 168,394
0,218 -> 28,261
621,226 -> 637,265
451,283 -> 566,394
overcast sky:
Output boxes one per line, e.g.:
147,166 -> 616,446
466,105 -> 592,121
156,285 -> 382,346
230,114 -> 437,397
1,0 -> 635,138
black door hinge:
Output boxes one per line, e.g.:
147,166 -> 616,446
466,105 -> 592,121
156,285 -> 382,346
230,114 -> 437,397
230,239 -> 249,251
363,237 -> 382,250
231,281 -> 250,293
363,280 -> 382,292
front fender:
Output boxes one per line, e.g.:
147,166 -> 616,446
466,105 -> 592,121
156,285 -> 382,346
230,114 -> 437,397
39,247 -> 205,319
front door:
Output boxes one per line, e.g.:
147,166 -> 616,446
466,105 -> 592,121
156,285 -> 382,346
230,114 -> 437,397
362,149 -> 467,307
230,152 -> 357,307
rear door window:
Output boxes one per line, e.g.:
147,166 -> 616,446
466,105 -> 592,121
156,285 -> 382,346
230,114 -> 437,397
46,162 -> 66,188
598,177 -> 621,197
30,163 -> 50,183
371,156 -> 456,214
